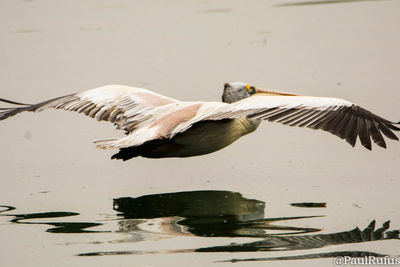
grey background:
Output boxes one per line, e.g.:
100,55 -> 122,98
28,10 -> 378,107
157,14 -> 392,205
1,0 -> 399,266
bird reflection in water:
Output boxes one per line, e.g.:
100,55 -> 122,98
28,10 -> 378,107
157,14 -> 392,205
1,191 -> 399,262
107,190 -> 399,262
113,190 -> 320,239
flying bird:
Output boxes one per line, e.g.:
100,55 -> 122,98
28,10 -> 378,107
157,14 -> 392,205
0,82 -> 399,160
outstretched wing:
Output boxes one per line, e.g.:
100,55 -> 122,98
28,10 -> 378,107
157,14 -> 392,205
202,95 -> 400,150
0,84 -> 179,133
97,94 -> 399,151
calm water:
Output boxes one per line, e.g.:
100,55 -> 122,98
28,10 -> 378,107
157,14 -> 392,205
1,190 -> 399,265
1,0 -> 400,266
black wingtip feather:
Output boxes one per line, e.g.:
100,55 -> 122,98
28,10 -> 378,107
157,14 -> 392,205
0,107 -> 29,121
367,120 -> 387,149
378,123 -> 399,141
388,123 -> 400,131
0,97 -> 31,106
0,97 -> 34,121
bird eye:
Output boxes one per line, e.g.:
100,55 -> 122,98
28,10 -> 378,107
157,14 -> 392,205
246,84 -> 255,94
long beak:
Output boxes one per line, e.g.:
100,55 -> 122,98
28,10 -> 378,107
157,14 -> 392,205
255,87 -> 299,96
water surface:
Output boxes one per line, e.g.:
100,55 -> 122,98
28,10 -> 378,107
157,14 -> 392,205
1,190 -> 398,264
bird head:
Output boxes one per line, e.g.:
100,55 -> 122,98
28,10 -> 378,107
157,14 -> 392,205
222,82 -> 299,103
222,82 -> 256,103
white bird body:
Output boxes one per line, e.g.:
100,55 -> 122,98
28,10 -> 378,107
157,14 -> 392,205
0,82 -> 398,160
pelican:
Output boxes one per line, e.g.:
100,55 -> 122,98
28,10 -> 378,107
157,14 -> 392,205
0,82 -> 399,160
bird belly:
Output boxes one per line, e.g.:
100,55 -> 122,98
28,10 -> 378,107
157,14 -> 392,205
150,118 -> 260,158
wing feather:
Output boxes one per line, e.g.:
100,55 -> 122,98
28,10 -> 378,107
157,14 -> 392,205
358,116 -> 372,150
266,108 -> 300,122
0,84 -> 179,133
320,109 -> 346,133
172,95 -> 399,150
302,108 -> 335,128
288,109 -> 322,127
369,121 -> 386,148
378,122 -> 399,140
335,111 -> 353,139
277,108 -> 309,123
343,114 -> 359,147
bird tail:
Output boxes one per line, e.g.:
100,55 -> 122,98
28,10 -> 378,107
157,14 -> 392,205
93,139 -> 118,149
